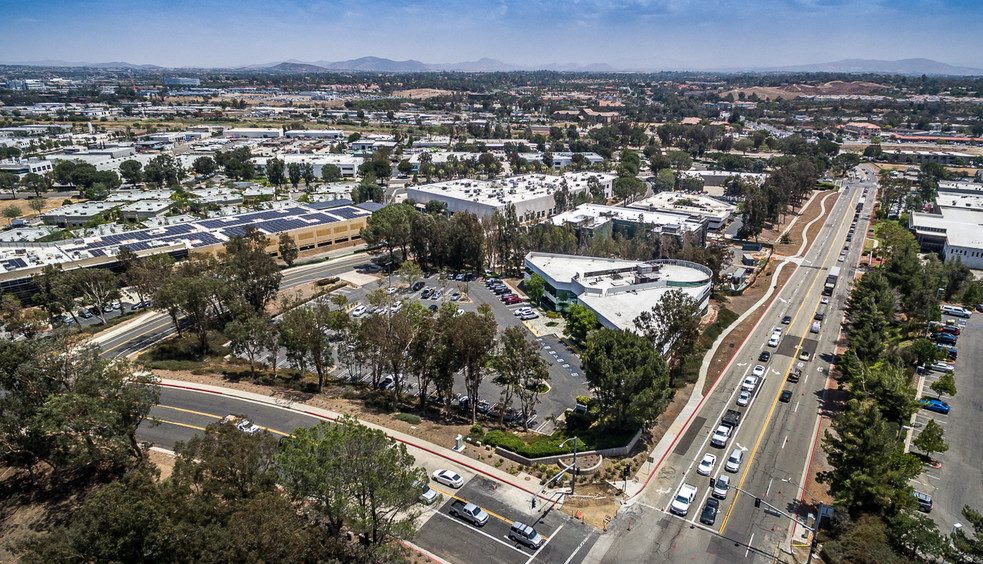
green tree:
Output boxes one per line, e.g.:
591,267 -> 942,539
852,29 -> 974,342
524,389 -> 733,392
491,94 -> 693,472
173,415 -> 279,499
191,156 -> 217,176
3,204 -> 22,224
320,163 -> 342,182
492,327 -> 550,427
0,293 -> 47,339
912,418 -> 948,461
564,303 -> 598,343
885,511 -> 951,561
352,181 -> 384,204
287,161 -> 302,189
225,313 -> 277,379
277,232 -> 299,267
277,302 -> 335,392
908,338 -> 941,366
447,307 -> 498,424
301,162 -> 315,187
360,203 -> 416,263
818,399 -> 921,513
613,176 -> 646,204
581,329 -> 671,429
275,417 -> 426,546
524,273 -> 546,307
67,267 -> 120,325
0,171 -> 18,198
27,197 -> 45,217
952,505 -> 983,560
265,157 -> 286,188
634,288 -> 701,383
118,159 -> 143,184
223,226 -> 282,312
20,172 -> 46,197
929,371 -> 957,399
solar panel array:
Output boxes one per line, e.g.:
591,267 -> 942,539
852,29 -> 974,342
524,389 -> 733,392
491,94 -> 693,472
0,205 -> 371,275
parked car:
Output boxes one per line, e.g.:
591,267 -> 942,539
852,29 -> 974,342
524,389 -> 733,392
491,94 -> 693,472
919,397 -> 950,415
514,307 -> 533,316
413,480 -> 438,504
504,296 -> 522,305
351,305 -> 367,318
421,288 -> 433,299
928,362 -> 954,373
432,469 -> 464,488
412,281 -> 426,292
700,498 -> 719,525
914,491 -> 933,513
697,453 -> 716,476
520,312 -> 539,321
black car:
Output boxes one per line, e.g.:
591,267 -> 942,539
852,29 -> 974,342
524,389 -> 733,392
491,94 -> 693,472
412,281 -> 425,292
700,498 -> 719,525
780,389 -> 793,403
782,315 -> 792,325
758,351 -> 771,362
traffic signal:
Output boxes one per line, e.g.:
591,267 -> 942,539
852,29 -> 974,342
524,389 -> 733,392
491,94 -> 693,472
709,478 -> 716,488
754,498 -> 762,508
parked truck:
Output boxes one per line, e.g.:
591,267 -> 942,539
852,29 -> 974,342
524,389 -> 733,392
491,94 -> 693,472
449,500 -> 489,526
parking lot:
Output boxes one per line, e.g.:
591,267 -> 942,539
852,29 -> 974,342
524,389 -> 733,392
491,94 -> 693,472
909,311 -> 982,532
415,474 -> 600,564
333,272 -> 589,431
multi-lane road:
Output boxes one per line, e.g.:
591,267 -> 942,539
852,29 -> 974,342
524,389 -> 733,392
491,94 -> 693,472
589,169 -> 878,563
96,253 -> 369,359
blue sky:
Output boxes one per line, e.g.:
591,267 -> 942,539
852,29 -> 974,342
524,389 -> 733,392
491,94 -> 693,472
2,0 -> 981,69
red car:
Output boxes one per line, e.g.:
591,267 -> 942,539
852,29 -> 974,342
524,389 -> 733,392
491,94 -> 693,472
504,296 -> 522,305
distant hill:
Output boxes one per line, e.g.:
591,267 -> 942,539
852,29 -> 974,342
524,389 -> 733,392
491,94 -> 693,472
767,58 -> 983,76
268,62 -> 330,73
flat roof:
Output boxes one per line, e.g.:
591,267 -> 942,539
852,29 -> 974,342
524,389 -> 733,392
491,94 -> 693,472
550,204 -> 704,231
409,172 -> 615,208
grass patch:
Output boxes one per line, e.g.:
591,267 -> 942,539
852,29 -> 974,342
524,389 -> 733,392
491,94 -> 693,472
484,426 -> 637,458
394,412 -> 421,425
138,331 -> 231,371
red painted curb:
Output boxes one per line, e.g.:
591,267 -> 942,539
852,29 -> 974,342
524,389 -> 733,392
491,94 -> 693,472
160,382 -> 224,394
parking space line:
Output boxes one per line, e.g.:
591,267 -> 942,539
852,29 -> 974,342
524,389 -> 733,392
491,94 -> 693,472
429,511 -> 528,555
429,486 -> 520,528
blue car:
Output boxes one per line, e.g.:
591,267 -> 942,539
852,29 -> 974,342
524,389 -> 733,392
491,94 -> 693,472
920,397 -> 950,415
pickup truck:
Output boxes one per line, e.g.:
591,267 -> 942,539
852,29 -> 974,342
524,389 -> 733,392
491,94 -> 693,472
721,409 -> 742,429
710,425 -> 732,447
449,500 -> 489,526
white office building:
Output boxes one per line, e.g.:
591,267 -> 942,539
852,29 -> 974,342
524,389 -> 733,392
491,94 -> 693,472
407,172 -> 616,220
629,192 -> 736,230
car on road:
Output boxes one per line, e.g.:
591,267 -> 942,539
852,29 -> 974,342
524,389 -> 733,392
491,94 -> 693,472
432,469 -> 464,488
508,521 -> 545,549
758,351 -> 771,362
712,475 -> 731,499
928,362 -> 954,373
787,367 -> 801,383
725,448 -> 744,473
351,305 -> 366,318
737,390 -> 751,407
752,365 -> 766,378
670,483 -> 698,516
782,315 -> 792,324
700,498 -> 719,525
919,397 -> 950,415
711,425 -> 732,447
697,453 -> 716,476
780,389 -> 793,403
742,375 -> 759,392
820,297 -> 829,305
811,321 -> 821,333
222,415 -> 261,435
814,311 -> 825,321
768,334 -> 780,347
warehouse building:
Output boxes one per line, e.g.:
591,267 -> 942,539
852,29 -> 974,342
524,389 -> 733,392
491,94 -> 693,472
550,203 -> 708,247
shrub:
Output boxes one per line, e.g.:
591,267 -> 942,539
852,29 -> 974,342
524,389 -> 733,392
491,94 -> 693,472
468,425 -> 485,440
316,276 -> 341,286
394,412 -> 421,425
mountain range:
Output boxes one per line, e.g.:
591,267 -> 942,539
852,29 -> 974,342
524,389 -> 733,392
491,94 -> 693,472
3,57 -> 981,76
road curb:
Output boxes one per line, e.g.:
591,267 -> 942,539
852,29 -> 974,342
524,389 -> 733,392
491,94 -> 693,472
157,380 -> 552,501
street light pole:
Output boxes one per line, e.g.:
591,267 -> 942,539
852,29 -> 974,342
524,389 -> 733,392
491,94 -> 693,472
779,478 -> 828,564
559,437 -> 579,496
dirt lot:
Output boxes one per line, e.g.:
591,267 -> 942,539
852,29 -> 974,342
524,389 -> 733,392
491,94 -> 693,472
0,195 -> 80,225
392,88 -> 454,99
723,80 -> 886,101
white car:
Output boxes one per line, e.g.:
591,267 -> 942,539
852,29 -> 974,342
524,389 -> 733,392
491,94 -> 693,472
928,362 -> 954,372
455,308 -> 465,317
697,453 -> 716,476
514,307 -> 533,317
712,475 -> 731,499
670,483 -> 698,515
742,375 -> 759,392
432,469 -> 464,488
385,287 -> 398,295
752,365 -> 766,378
222,415 -> 261,435
414,480 -> 438,504
820,297 -> 829,305
351,305 -> 366,318
710,425 -> 731,447
773,327 -> 783,336
737,390 -> 751,407
391,301 -> 403,313
768,334 -> 780,347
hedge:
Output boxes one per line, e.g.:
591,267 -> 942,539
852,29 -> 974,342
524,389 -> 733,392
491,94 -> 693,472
393,413 -> 421,425
484,430 -> 587,458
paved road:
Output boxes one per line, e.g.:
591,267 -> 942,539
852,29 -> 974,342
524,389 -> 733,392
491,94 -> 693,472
911,311 -> 983,535
97,253 -> 369,359
592,171 -> 877,563
143,386 -> 600,564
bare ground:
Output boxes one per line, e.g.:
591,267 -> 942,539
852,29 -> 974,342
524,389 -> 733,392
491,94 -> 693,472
774,191 -> 838,256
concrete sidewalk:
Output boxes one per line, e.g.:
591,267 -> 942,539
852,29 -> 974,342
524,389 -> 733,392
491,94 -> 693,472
158,379 -> 554,501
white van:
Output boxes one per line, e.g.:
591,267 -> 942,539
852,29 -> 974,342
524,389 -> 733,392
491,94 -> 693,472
941,305 -> 971,318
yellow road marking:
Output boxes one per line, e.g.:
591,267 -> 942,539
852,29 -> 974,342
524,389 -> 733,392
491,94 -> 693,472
719,187 -> 859,533
153,404 -> 289,436
148,417 -> 210,432
430,485 -> 537,531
